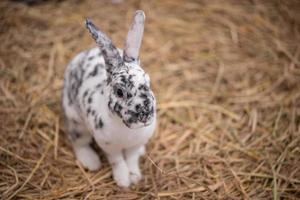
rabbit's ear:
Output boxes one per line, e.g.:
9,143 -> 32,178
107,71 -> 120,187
86,19 -> 123,74
123,10 -> 145,63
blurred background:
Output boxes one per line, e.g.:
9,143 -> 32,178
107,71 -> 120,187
0,0 -> 299,199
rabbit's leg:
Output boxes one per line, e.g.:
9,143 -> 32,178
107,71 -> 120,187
106,151 -> 130,187
124,145 -> 145,184
67,119 -> 101,171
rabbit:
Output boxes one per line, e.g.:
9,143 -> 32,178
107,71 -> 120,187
62,10 -> 156,187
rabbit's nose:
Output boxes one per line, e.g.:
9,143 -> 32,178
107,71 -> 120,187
139,114 -> 148,123
137,106 -> 153,123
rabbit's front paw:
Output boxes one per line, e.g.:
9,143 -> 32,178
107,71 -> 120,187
75,146 -> 101,171
129,170 -> 142,184
112,162 -> 130,187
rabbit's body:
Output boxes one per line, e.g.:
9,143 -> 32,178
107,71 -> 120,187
62,11 -> 156,187
63,47 -> 155,151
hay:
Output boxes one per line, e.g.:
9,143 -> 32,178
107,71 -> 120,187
1,0 -> 300,199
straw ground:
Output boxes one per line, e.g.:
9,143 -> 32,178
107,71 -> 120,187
0,0 -> 300,199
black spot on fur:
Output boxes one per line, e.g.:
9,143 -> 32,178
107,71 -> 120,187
94,115 -> 104,129
138,84 -> 149,91
89,67 -> 98,76
143,98 -> 151,108
97,118 -> 103,128
120,75 -> 126,84
87,107 -> 91,115
139,93 -> 148,99
95,83 -> 102,89
107,76 -> 112,84
91,110 -> 96,116
126,110 -> 139,124
87,64 -> 100,78
88,97 -> 92,104
114,73 -> 135,90
135,104 -> 141,112
113,103 -> 123,117
88,56 -> 94,61
127,92 -> 132,99
83,89 -> 89,98
108,98 -> 113,111
127,99 -> 133,106
128,75 -> 134,88
86,91 -> 95,105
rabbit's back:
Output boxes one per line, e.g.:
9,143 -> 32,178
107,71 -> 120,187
63,47 -> 107,107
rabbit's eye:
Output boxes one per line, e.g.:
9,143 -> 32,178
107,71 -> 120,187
116,89 -> 124,98
135,104 -> 141,110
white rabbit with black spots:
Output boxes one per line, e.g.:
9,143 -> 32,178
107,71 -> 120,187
62,10 -> 156,187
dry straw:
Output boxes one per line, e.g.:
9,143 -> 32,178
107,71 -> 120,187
0,0 -> 300,199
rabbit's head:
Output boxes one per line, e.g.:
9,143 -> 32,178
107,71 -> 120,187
86,11 -> 156,129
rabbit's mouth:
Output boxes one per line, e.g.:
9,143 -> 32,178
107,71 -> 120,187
123,118 -> 153,129
123,110 -> 154,129
119,103 -> 155,129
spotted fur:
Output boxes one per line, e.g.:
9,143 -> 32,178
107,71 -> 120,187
62,10 -> 156,187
